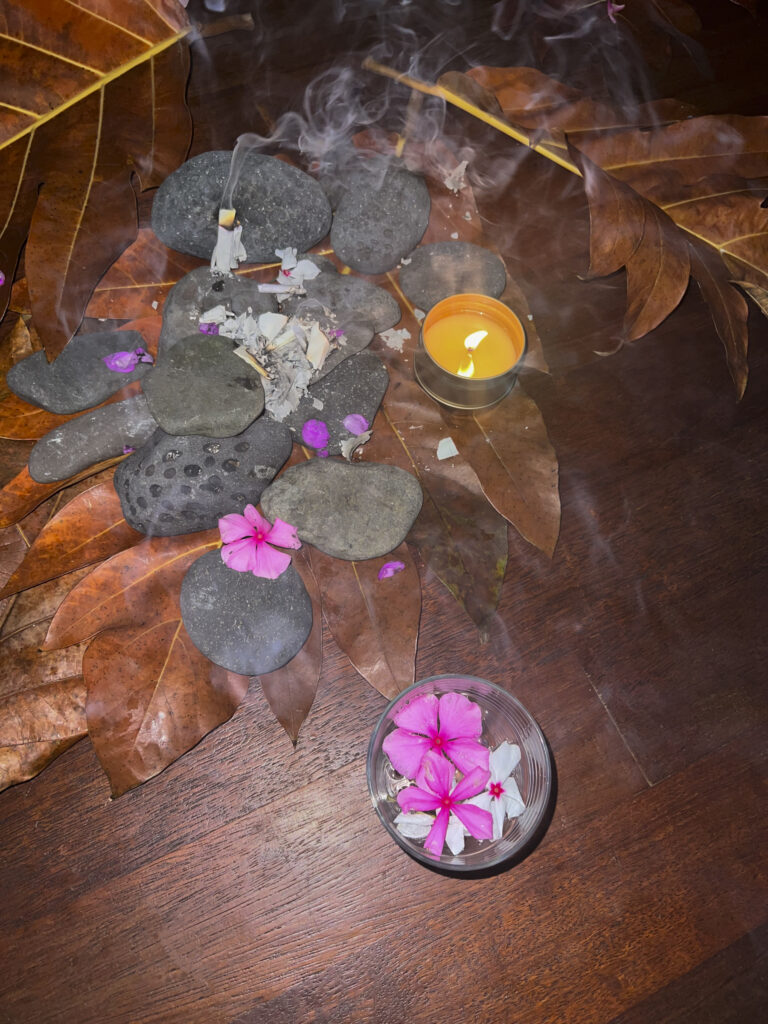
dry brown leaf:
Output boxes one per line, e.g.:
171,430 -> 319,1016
43,531 -> 220,650
0,0 -> 191,358
258,549 -> 323,744
0,458 -> 125,529
308,542 -> 420,700
0,480 -> 142,599
84,620 -> 249,797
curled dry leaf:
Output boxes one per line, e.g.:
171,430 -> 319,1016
0,480 -> 143,599
308,542 -> 420,700
258,549 -> 323,744
0,0 -> 191,358
440,381 -> 560,557
84,620 -> 249,797
0,458 -> 125,529
43,530 -> 220,651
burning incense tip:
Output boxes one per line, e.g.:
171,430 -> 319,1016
219,207 -> 236,229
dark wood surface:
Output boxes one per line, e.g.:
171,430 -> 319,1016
2,3 -> 767,1022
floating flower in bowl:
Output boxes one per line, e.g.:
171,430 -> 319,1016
367,675 -> 552,872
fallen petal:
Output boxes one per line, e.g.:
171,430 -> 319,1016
343,413 -> 369,435
103,350 -> 139,373
378,560 -> 405,580
302,418 -> 330,450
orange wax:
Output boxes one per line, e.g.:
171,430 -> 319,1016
422,296 -> 525,380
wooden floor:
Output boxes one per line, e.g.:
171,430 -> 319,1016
2,2 -> 767,1022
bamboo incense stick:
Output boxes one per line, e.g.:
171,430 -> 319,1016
362,57 -> 582,179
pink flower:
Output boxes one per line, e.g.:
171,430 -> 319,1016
218,504 -> 301,580
378,560 -> 405,580
398,750 -> 493,856
606,1 -> 625,23
302,418 -> 329,455
199,322 -> 220,335
383,691 -> 489,779
103,347 -> 154,372
343,413 -> 369,435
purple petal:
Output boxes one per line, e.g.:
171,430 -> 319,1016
251,541 -> 292,579
443,737 -> 490,775
452,802 -> 494,841
378,560 -> 405,580
317,448 -> 329,458
103,350 -> 139,373
398,785 -> 441,814
424,808 -> 450,855
438,691 -> 482,740
218,512 -> 254,544
265,517 -> 301,549
343,413 -> 369,435
122,446 -> 135,455
0,271 -> 5,287
199,322 -> 220,335
393,693 -> 438,737
383,729 -> 431,779
302,419 -> 329,450
221,537 -> 257,573
451,765 -> 491,802
418,749 -> 454,798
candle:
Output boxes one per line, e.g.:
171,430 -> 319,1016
415,293 -> 526,409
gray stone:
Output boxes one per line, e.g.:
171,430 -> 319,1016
159,267 -> 278,357
114,418 -> 293,536
399,241 -> 507,311
180,551 -> 312,675
142,335 -> 264,437
280,297 -> 374,385
280,352 -> 389,456
28,395 -> 157,483
151,151 -> 332,262
330,165 -> 430,275
280,258 -> 401,334
260,459 -> 422,560
6,330 -> 152,414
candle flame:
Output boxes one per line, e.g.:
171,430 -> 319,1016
456,329 -> 488,378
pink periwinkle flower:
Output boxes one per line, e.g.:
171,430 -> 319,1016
343,413 -> 369,435
218,504 -> 301,580
378,560 -> 405,580
398,750 -> 493,856
302,418 -> 329,455
383,690 -> 489,779
103,347 -> 154,373
606,1 -> 625,23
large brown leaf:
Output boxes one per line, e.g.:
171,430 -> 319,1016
84,620 -> 249,797
0,480 -> 142,599
0,0 -> 191,358
258,549 -> 323,744
440,381 -> 561,557
43,531 -> 220,650
308,542 -> 420,700
0,458 -> 124,529
0,380 -> 143,441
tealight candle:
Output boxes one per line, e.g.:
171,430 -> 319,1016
414,293 -> 526,409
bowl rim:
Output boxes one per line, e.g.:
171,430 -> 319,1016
366,674 -> 553,873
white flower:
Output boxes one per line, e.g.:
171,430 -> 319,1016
394,811 -> 467,856
467,741 -> 525,840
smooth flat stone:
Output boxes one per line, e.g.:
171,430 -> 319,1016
330,165 -> 430,275
28,395 -> 157,483
180,551 -> 312,675
260,459 -> 422,560
280,351 -> 389,455
159,267 -> 278,357
399,241 -> 507,311
114,418 -> 292,536
6,330 -> 151,413
151,151 -> 332,262
280,259 -> 401,334
143,335 -> 264,437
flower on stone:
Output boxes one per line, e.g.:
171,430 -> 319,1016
302,418 -> 329,456
397,750 -> 492,856
199,322 -> 220,335
102,347 -> 154,373
343,413 -> 369,435
218,504 -> 301,580
606,1 -> 625,23
467,740 -> 526,840
382,691 -> 489,779
378,560 -> 405,580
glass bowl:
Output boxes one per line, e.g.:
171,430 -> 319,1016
367,675 -> 552,872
